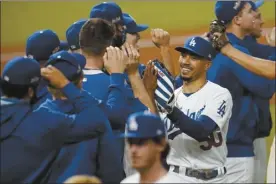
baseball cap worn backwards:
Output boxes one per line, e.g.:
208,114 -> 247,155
2,57 -> 41,86
26,29 -> 60,61
175,36 -> 217,60
215,1 -> 248,24
46,51 -> 86,81
89,2 -> 124,25
121,112 -> 166,139
123,13 -> 148,33
66,19 -> 87,51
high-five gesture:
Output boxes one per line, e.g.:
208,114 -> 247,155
103,46 -> 127,74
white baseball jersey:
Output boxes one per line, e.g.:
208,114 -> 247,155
121,172 -> 185,183
162,81 -> 233,169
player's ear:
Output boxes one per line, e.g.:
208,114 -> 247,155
233,15 -> 242,26
158,138 -> 167,152
205,61 -> 212,71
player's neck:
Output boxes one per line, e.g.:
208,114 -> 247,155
182,76 -> 207,94
139,161 -> 167,183
227,25 -> 248,40
85,56 -> 104,70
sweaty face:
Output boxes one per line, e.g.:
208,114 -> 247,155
251,10 -> 264,38
237,3 -> 257,32
179,52 -> 210,82
127,138 -> 160,170
126,33 -> 140,50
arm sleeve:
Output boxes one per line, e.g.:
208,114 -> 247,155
96,122 -> 125,183
167,89 -> 233,142
219,46 -> 274,98
57,83 -> 108,142
99,73 -> 129,130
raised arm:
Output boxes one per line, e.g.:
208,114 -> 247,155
221,44 -> 276,80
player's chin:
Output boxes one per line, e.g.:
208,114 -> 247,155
180,75 -> 192,82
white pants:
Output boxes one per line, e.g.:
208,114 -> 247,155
169,166 -> 227,183
253,138 -> 267,183
225,157 -> 255,183
267,136 -> 275,183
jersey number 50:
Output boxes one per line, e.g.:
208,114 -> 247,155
199,130 -> 223,151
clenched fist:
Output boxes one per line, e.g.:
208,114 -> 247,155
266,27 -> 275,47
151,28 -> 170,48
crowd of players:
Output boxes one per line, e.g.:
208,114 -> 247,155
1,0 -> 275,183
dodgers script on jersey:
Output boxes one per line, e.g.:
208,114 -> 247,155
163,81 -> 233,169
121,172 -> 185,183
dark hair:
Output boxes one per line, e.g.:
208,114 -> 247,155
1,81 -> 38,100
79,18 -> 115,56
152,136 -> 171,160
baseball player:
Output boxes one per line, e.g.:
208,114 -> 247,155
40,51 -> 125,183
207,1 -> 274,182
0,56 -> 107,183
210,2 -> 275,182
66,19 -> 87,54
121,112 -> 185,183
25,29 -> 63,107
90,2 -> 126,48
154,36 -> 233,183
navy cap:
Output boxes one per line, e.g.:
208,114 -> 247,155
26,29 -> 60,61
175,36 -> 217,60
121,112 -> 166,138
58,41 -> 69,51
215,1 -> 249,24
46,51 -> 86,81
66,19 -> 87,51
89,2 -> 124,25
123,13 -> 148,33
2,57 -> 41,85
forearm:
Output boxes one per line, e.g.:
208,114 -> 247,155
160,46 -> 175,77
167,107 -> 217,142
222,45 -> 276,80
128,71 -> 158,114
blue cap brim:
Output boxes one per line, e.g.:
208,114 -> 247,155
126,24 -> 149,33
119,132 -> 139,138
175,47 -> 207,59
255,0 -> 264,8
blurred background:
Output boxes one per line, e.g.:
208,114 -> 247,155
1,0 -> 275,159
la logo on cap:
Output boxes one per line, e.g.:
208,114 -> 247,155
189,38 -> 196,47
129,119 -> 138,131
233,0 -> 241,10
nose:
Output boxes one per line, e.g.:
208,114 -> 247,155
129,143 -> 139,153
180,54 -> 191,65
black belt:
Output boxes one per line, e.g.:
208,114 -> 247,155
170,165 -> 227,180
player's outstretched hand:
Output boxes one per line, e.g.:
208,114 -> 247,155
208,20 -> 230,51
122,43 -> 140,74
151,28 -> 170,48
41,65 -> 69,88
143,61 -> 158,97
103,46 -> 126,74
266,27 -> 275,47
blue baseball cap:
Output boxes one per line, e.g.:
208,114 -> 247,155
2,57 -> 41,85
249,0 -> 264,11
121,112 -> 166,138
123,13 -> 148,33
175,36 -> 217,60
46,51 -> 86,81
58,41 -> 69,51
215,1 -> 249,24
66,19 -> 87,51
26,29 -> 60,61
89,2 -> 124,25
